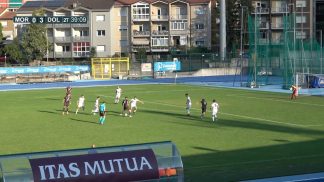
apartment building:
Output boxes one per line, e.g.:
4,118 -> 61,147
251,0 -> 314,43
15,0 -> 211,60
126,0 -> 211,54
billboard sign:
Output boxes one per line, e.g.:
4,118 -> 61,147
29,149 -> 159,182
0,65 -> 90,75
141,63 -> 152,72
154,61 -> 181,72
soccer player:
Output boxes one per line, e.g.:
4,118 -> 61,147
62,93 -> 72,115
200,98 -> 207,119
211,99 -> 219,122
99,101 -> 107,125
185,93 -> 192,116
66,86 -> 72,95
91,96 -> 100,115
290,85 -> 299,100
114,86 -> 122,104
121,96 -> 131,117
130,96 -> 144,115
75,95 -> 85,114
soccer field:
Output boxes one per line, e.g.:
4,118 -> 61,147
1,84 -> 324,181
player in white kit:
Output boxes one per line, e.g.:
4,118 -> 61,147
114,86 -> 122,104
130,96 -> 144,116
92,96 -> 100,115
211,99 -> 219,122
185,93 -> 192,116
75,95 -> 85,114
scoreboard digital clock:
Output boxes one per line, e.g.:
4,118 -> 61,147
13,16 -> 88,24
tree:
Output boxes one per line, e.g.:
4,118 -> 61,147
89,47 -> 97,58
3,38 -> 23,63
0,23 -> 3,41
21,9 -> 49,62
226,0 -> 252,52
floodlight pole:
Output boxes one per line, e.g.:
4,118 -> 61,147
253,5 -> 260,87
317,30 -> 323,74
240,6 -> 248,87
287,3 -> 296,83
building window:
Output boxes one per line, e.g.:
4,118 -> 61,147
97,45 -> 105,52
97,30 -> 105,36
152,37 -> 168,46
195,7 -> 206,15
80,30 -> 88,36
171,21 -> 187,30
296,16 -> 306,23
296,0 -> 306,8
73,42 -> 90,57
296,31 -> 306,39
120,40 -> 128,47
195,23 -> 204,30
132,3 -> 149,20
195,39 -> 205,46
63,45 -> 70,52
119,25 -> 128,31
96,15 -> 105,21
120,7 -> 127,16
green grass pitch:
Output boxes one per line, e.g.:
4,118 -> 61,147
1,84 -> 324,181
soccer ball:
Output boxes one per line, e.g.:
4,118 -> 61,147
125,113 -> 128,117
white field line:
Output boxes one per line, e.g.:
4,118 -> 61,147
102,95 -> 321,128
227,94 -> 324,107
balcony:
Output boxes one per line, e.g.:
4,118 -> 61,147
133,39 -> 150,45
260,22 -> 269,29
170,14 -> 188,20
55,51 -> 72,58
271,7 -> 288,14
252,8 -> 270,14
72,23 -> 90,28
152,30 -> 169,36
55,36 -> 72,42
73,36 -> 90,42
132,45 -> 150,52
271,23 -> 284,29
133,30 -> 150,37
151,46 -> 169,52
133,15 -> 150,21
54,24 -> 71,28
151,15 -> 169,21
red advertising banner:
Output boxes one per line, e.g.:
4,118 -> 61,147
29,149 -> 159,182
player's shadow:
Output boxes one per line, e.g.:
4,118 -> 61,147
107,110 -> 123,116
45,98 -> 61,101
141,109 -> 203,121
38,110 -> 58,115
70,118 -> 99,125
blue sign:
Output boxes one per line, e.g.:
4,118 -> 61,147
0,65 -> 90,75
154,61 -> 181,72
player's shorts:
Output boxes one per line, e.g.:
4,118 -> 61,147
99,111 -> 105,117
202,107 -> 207,113
116,94 -> 121,98
212,110 -> 218,115
186,104 -> 192,109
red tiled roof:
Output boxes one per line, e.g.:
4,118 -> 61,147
0,11 -> 15,20
0,7 -> 6,15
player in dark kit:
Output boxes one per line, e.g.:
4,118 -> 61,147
121,97 -> 131,117
200,98 -> 207,119
62,93 -> 72,115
